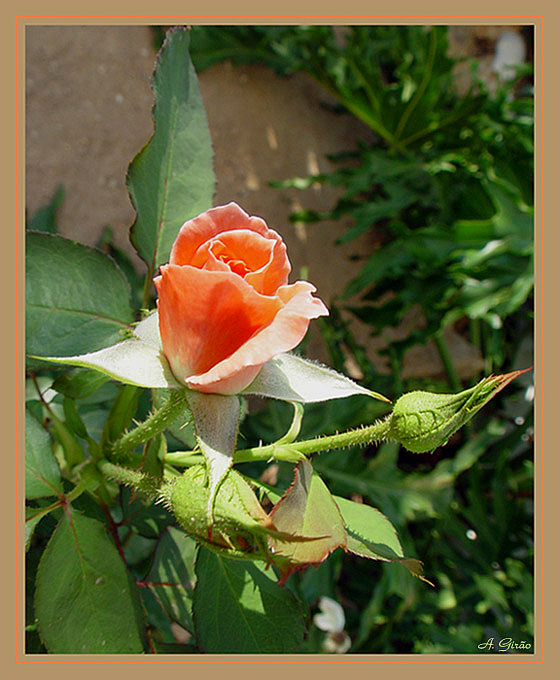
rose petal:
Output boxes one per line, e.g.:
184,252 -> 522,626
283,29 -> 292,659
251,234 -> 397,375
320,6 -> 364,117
170,203 -> 288,278
155,264 -> 283,385
186,282 -> 328,394
193,230 -> 273,271
190,228 -> 289,294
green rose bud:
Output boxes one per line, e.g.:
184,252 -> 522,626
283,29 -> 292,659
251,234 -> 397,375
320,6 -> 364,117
166,464 -> 275,560
388,370 -> 529,453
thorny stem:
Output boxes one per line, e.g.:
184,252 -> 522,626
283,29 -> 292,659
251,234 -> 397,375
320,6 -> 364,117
98,460 -> 161,500
165,418 -> 392,467
111,389 -> 189,460
99,501 -> 127,565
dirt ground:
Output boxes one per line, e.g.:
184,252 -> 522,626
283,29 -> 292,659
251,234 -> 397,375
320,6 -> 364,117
25,24 -> 524,380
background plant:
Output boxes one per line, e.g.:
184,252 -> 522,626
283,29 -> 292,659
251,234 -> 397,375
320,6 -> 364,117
25,26 -> 534,655
185,24 -> 535,652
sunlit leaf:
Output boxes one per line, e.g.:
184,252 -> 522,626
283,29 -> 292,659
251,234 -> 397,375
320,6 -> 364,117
193,547 -> 305,653
127,27 -> 215,272
269,459 -> 347,580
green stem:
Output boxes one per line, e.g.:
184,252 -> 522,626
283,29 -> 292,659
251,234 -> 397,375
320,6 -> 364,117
346,52 -> 382,117
31,373 -> 84,468
111,389 -> 188,460
399,96 -> 479,148
98,460 -> 161,499
164,452 -> 202,466
141,266 -> 155,312
165,418 -> 392,467
308,71 -> 406,153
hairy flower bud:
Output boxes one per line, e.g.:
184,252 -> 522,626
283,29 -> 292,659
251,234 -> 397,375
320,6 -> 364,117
167,464 -> 274,559
388,370 -> 529,453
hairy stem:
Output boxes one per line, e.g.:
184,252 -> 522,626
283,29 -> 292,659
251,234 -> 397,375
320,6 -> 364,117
111,389 -> 188,460
98,460 -> 161,499
165,418 -> 391,467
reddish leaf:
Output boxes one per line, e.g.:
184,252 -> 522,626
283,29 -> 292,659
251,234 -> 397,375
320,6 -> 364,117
268,460 -> 347,582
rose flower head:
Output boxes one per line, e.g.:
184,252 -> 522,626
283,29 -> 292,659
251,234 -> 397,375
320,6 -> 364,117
154,203 -> 328,395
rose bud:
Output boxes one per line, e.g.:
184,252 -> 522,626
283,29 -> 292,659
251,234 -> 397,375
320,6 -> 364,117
388,370 -> 530,453
167,464 -> 277,558
154,203 -> 328,395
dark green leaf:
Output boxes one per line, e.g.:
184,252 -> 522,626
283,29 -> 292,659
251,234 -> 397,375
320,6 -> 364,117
127,27 -> 215,272
35,509 -> 145,654
26,185 -> 64,233
52,369 -> 111,399
193,547 -> 305,653
26,232 -> 133,369
25,409 -> 61,499
146,526 -> 197,633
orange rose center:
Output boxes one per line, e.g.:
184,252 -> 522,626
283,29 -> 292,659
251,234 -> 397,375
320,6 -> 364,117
192,230 -> 275,285
210,241 -> 252,277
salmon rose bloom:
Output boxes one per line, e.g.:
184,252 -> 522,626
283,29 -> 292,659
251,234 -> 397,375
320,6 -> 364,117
154,203 -> 329,395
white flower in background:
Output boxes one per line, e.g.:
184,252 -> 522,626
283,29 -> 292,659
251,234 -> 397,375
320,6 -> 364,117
313,596 -> 351,654
492,30 -> 526,81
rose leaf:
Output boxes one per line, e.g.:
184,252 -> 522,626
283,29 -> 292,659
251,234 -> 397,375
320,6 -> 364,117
127,27 -> 215,271
268,459 -> 347,581
335,495 -> 431,583
26,232 -> 133,371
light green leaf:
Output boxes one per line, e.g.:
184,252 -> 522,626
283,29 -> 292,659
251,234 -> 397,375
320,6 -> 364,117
25,410 -> 62,499
334,495 -> 403,561
127,27 -> 215,271
193,547 -> 305,653
334,495 -> 430,584
26,232 -> 133,369
35,509 -> 145,654
244,352 -> 389,403
38,339 -> 178,389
